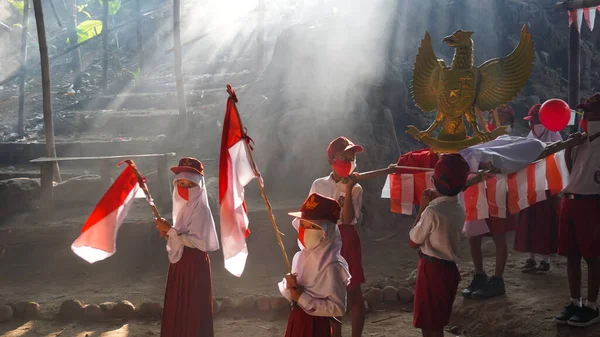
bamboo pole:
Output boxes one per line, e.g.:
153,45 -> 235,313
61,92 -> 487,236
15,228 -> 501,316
173,0 -> 188,130
32,0 -> 61,183
135,0 -> 144,74
65,0 -> 82,89
17,0 -> 30,138
102,0 -> 109,90
226,84 -> 291,274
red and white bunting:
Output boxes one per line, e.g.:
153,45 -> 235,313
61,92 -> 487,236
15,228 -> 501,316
569,7 -> 598,31
381,151 -> 570,222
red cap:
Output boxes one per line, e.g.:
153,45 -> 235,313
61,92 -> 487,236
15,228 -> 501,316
433,154 -> 470,193
523,104 -> 542,124
288,193 -> 341,224
327,137 -> 364,159
576,93 -> 600,113
170,157 -> 204,176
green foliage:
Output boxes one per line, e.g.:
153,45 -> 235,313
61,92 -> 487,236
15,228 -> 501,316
97,0 -> 121,16
8,0 -> 24,15
66,20 -> 103,44
75,4 -> 92,19
129,67 -> 141,81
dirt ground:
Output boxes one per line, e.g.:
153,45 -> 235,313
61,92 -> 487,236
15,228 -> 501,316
1,196 -> 600,337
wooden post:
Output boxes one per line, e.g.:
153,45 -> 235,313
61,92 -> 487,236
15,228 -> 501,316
135,0 -> 144,74
568,23 -> 580,133
102,0 -> 109,90
256,0 -> 265,74
173,0 -> 188,130
66,0 -> 83,89
17,0 -> 30,138
32,0 -> 61,183
40,162 -> 54,213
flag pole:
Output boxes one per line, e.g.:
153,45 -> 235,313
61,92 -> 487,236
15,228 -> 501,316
226,84 -> 292,273
120,160 -> 167,240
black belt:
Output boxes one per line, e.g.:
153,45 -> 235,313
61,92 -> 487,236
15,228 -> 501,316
563,193 -> 600,200
419,251 -> 456,268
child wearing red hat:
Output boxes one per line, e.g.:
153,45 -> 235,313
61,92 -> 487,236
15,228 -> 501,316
155,157 -> 220,337
553,93 -> 600,327
279,193 -> 351,337
308,136 -> 365,337
409,153 -> 469,337
514,104 -> 562,272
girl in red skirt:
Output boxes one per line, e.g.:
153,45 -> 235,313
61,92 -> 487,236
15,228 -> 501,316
155,157 -> 220,337
409,154 -> 469,337
514,105 -> 562,272
279,193 -> 351,337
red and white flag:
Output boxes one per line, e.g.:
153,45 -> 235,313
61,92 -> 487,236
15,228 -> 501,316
219,87 -> 256,277
71,165 -> 143,263
382,151 -> 570,222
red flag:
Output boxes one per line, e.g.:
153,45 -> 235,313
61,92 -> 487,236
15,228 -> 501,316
219,86 -> 256,277
71,165 -> 141,263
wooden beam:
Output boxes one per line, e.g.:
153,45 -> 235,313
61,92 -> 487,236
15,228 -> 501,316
17,0 -> 30,138
555,0 -> 600,10
568,20 -> 581,133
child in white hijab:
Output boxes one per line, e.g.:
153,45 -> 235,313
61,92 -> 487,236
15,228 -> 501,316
155,157 -> 220,337
279,193 -> 351,337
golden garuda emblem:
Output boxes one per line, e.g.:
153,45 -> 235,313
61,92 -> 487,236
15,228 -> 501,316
407,25 -> 535,153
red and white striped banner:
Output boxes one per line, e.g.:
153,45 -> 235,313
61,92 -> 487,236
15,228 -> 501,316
569,7 -> 599,31
382,151 -> 570,221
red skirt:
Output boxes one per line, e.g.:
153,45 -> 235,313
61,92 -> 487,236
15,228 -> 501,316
161,247 -> 214,337
413,252 -> 460,330
514,194 -> 559,255
484,212 -> 517,236
284,306 -> 332,337
338,225 -> 365,286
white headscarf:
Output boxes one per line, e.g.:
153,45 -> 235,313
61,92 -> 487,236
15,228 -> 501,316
280,218 -> 350,299
166,172 -> 220,263
528,124 -> 563,143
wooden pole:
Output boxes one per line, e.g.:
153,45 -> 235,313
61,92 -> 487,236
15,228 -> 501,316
555,0 -> 600,9
102,0 -> 109,90
568,21 -> 580,133
256,0 -> 265,74
17,0 -> 30,138
173,0 -> 188,130
65,0 -> 82,89
226,84 -> 291,273
135,0 -> 144,74
32,0 -> 61,184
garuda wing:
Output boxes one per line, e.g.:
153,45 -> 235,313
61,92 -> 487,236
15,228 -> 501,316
411,32 -> 444,113
475,25 -> 535,112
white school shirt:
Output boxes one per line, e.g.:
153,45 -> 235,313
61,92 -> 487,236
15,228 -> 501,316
309,175 -> 363,225
563,139 -> 600,195
409,196 -> 465,261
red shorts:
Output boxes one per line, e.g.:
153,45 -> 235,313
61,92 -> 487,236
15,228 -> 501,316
484,212 -> 517,236
413,252 -> 460,330
558,197 -> 600,259
338,225 -> 365,286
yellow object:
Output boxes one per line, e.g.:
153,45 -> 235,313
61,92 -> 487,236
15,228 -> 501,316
408,25 -> 535,152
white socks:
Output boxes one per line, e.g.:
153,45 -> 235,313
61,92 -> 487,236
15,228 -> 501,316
585,300 -> 598,310
571,298 -> 599,310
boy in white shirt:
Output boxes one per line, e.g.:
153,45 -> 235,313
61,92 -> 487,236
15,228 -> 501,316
409,153 -> 469,337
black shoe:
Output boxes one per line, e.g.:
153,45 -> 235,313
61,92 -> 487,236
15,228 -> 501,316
471,276 -> 505,299
520,259 -> 537,273
568,306 -> 600,327
536,261 -> 551,273
554,303 -> 580,324
461,273 -> 488,299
